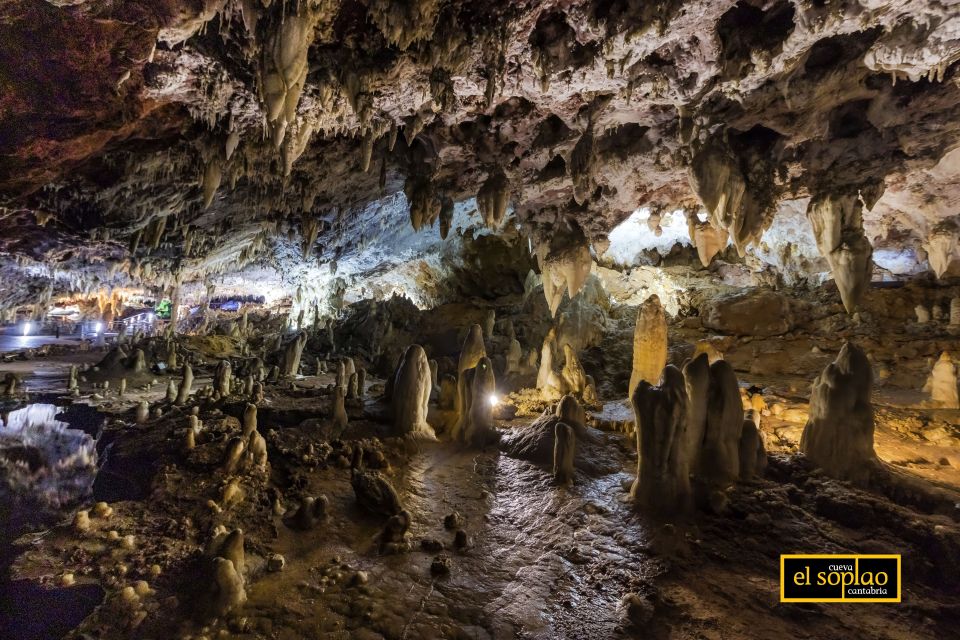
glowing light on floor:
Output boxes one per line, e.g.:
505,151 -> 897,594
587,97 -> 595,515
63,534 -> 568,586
488,394 -> 499,407
22,321 -> 31,336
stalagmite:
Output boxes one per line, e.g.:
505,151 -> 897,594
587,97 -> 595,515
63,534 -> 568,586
505,338 -> 523,375
68,365 -> 78,391
282,331 -> 308,377
176,364 -> 193,405
208,557 -> 245,618
806,191 -> 874,313
453,324 -> 486,440
697,360 -> 743,496
333,386 -> 348,432
924,352 -> 959,408
242,404 -> 257,439
916,305 -> 930,324
248,431 -> 268,470
439,375 -> 457,410
356,368 -> 366,398
951,298 -> 960,326
222,437 -> 246,476
461,357 -> 499,447
135,401 -> 149,424
347,372 -> 359,400
214,360 -> 232,397
630,365 -> 692,512
165,380 -> 177,403
130,349 -> 146,373
681,354 -> 710,476
392,344 -> 435,439
738,413 -> 766,480
800,342 -> 877,483
555,394 -> 586,429
628,295 -> 668,401
553,422 -> 575,485
537,327 -> 564,401
118,378 -> 126,397
560,343 -> 587,397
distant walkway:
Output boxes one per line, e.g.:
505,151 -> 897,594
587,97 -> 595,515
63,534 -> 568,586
0,335 -> 85,355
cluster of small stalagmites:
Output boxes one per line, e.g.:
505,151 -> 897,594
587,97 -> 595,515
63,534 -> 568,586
536,327 -> 597,404
630,353 -> 767,514
914,297 -> 960,327
348,447 -> 410,554
204,528 -> 246,619
71,501 -> 159,625
217,403 -> 269,482
800,342 -> 878,484
283,493 -> 329,530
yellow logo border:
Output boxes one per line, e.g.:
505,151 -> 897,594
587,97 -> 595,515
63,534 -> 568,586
779,554 -> 902,603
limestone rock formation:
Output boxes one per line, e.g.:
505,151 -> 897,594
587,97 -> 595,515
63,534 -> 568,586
700,289 -> 794,337
800,342 -> 878,483
553,422 -> 575,485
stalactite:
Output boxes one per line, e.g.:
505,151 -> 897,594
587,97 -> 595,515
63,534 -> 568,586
806,190 -> 874,313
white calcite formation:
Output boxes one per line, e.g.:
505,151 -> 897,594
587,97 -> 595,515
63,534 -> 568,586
801,342 -> 878,483
925,352 -> 960,408
392,344 -> 435,439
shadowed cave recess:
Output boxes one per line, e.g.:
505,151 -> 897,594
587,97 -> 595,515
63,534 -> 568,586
1,0 -> 960,638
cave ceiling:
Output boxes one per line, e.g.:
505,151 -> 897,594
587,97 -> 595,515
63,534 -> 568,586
1,0 -> 960,310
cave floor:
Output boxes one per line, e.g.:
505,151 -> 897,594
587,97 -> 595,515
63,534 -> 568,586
2,342 -> 960,639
